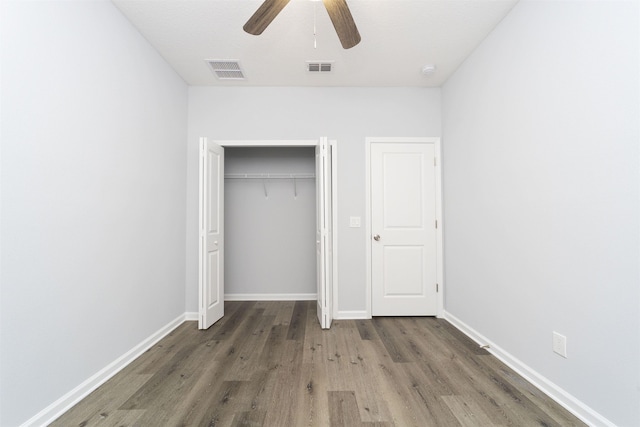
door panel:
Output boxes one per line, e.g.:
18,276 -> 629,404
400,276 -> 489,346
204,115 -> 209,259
207,251 -> 220,305
383,246 -> 424,295
371,142 -> 437,316
383,153 -> 425,228
199,138 -> 224,329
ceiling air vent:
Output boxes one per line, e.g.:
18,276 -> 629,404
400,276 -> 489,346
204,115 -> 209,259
207,60 -> 245,80
307,61 -> 333,73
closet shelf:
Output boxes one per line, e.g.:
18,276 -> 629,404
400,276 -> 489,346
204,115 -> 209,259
224,173 -> 315,198
224,173 -> 315,180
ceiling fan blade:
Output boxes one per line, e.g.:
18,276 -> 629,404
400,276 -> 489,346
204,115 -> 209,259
243,0 -> 292,35
322,0 -> 361,49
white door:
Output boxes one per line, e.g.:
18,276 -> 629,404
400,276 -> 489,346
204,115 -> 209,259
370,142 -> 437,316
316,138 -> 333,329
199,137 -> 224,329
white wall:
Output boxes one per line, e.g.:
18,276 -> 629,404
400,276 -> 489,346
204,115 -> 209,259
225,147 -> 316,296
442,1 -> 639,425
187,87 -> 442,314
0,1 -> 188,425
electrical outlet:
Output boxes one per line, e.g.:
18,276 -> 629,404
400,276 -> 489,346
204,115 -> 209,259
552,331 -> 567,358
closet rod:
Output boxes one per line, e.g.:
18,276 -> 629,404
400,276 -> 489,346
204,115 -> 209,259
224,173 -> 315,180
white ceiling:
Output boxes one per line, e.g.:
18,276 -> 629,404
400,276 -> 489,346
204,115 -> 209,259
112,0 -> 519,87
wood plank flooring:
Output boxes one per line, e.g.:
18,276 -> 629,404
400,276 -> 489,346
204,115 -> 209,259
51,301 -> 586,427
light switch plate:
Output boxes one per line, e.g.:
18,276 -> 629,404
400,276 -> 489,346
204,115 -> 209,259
349,216 -> 361,228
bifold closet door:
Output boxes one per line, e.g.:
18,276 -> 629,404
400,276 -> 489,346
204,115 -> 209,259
316,138 -> 333,329
199,138 -> 224,329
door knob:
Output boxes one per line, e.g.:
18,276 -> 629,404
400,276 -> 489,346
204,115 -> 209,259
373,234 -> 381,241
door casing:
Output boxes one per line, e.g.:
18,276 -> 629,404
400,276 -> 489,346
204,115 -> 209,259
365,137 -> 444,318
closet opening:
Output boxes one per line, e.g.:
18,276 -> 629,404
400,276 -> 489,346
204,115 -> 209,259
198,138 -> 335,330
224,147 -> 317,300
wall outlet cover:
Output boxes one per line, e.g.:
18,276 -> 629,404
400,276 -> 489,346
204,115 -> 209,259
552,331 -> 567,358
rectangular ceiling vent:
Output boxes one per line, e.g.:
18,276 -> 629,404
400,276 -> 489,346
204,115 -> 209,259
307,61 -> 333,73
207,60 -> 245,80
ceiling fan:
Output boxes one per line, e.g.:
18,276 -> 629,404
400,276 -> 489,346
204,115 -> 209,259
243,0 -> 361,49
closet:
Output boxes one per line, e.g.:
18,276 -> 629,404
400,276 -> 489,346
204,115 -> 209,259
224,147 -> 316,299
199,138 -> 334,330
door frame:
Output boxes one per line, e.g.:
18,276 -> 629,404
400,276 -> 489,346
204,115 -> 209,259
199,138 -> 339,325
364,137 -> 444,318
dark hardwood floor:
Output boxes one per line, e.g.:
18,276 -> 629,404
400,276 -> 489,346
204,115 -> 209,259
51,301 -> 586,426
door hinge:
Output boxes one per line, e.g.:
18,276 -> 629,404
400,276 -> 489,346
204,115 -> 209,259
436,283 -> 439,292
435,220 -> 438,229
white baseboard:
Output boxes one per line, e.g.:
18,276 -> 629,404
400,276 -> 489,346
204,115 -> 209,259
184,311 -> 199,321
224,293 -> 316,301
21,313 -> 188,427
334,310 -> 369,320
443,311 -> 615,427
